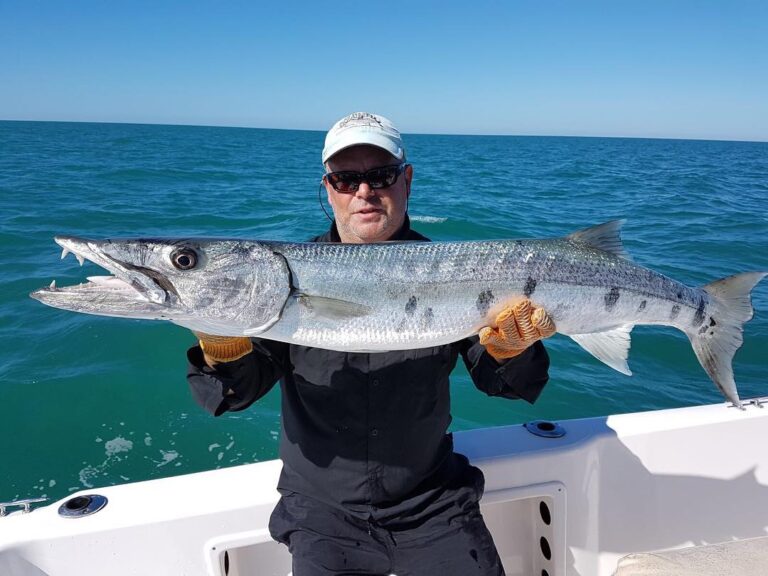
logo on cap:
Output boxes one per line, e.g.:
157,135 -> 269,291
337,112 -> 385,129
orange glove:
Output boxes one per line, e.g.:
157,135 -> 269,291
193,332 -> 253,366
479,299 -> 555,361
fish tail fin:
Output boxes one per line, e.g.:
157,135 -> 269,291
687,272 -> 767,408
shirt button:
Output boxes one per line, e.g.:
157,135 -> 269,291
371,429 -> 379,437
372,379 -> 379,387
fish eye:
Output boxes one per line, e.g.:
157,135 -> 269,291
170,247 -> 198,270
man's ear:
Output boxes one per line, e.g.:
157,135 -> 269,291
322,175 -> 334,206
404,164 -> 413,197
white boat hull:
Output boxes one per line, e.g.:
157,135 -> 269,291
2,400 -> 767,575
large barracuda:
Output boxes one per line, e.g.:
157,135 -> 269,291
31,221 -> 765,407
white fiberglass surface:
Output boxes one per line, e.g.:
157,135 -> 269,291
2,403 -> 767,576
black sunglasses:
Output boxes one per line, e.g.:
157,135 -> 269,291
325,163 -> 408,193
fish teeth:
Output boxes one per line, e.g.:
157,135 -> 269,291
60,247 -> 85,265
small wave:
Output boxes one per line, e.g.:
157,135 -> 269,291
410,215 -> 448,223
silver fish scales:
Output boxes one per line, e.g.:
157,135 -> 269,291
31,221 -> 766,408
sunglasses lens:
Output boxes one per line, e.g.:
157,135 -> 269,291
326,164 -> 404,192
367,166 -> 398,189
328,172 -> 359,192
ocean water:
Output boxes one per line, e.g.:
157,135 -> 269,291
1,120 -> 766,503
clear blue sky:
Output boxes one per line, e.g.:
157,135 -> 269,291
2,0 -> 766,141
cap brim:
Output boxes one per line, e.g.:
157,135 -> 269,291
322,132 -> 404,163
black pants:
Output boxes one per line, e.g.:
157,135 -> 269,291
269,475 -> 504,576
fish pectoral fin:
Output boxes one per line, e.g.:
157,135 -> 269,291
298,294 -> 372,319
570,324 -> 634,375
566,220 -> 632,260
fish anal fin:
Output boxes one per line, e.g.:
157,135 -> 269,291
570,324 -> 634,375
566,220 -> 632,260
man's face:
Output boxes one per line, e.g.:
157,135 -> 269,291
324,145 -> 412,244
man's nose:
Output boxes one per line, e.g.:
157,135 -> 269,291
356,181 -> 376,198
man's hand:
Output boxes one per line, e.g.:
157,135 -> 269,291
193,331 -> 253,366
479,299 -> 556,361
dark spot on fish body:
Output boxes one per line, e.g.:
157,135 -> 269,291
420,307 -> 434,330
698,318 -> 717,337
405,296 -> 417,316
523,277 -> 537,297
476,289 -> 495,315
637,300 -> 647,313
670,304 -> 681,320
604,287 -> 621,311
692,297 -> 706,327
232,244 -> 250,257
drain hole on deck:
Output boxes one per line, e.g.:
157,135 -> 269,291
540,536 -> 552,560
539,501 -> 551,525
58,494 -> 108,518
65,496 -> 91,511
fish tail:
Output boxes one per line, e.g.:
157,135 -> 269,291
687,272 -> 767,408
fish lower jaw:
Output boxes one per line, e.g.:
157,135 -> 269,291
38,276 -> 157,303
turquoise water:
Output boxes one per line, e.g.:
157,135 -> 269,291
1,120 -> 767,503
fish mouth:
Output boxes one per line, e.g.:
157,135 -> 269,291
30,236 -> 171,316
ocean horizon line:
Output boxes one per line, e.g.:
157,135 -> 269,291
1,118 -> 765,145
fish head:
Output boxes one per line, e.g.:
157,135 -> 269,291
31,237 -> 291,335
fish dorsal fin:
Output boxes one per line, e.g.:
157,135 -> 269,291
570,324 -> 634,375
297,294 -> 372,319
566,220 -> 631,260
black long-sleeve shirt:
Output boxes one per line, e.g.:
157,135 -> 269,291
187,218 -> 550,519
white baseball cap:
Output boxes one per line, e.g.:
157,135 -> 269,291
322,112 -> 406,164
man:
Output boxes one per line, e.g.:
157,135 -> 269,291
187,112 -> 555,575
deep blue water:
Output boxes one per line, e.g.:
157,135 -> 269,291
1,120 -> 766,503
